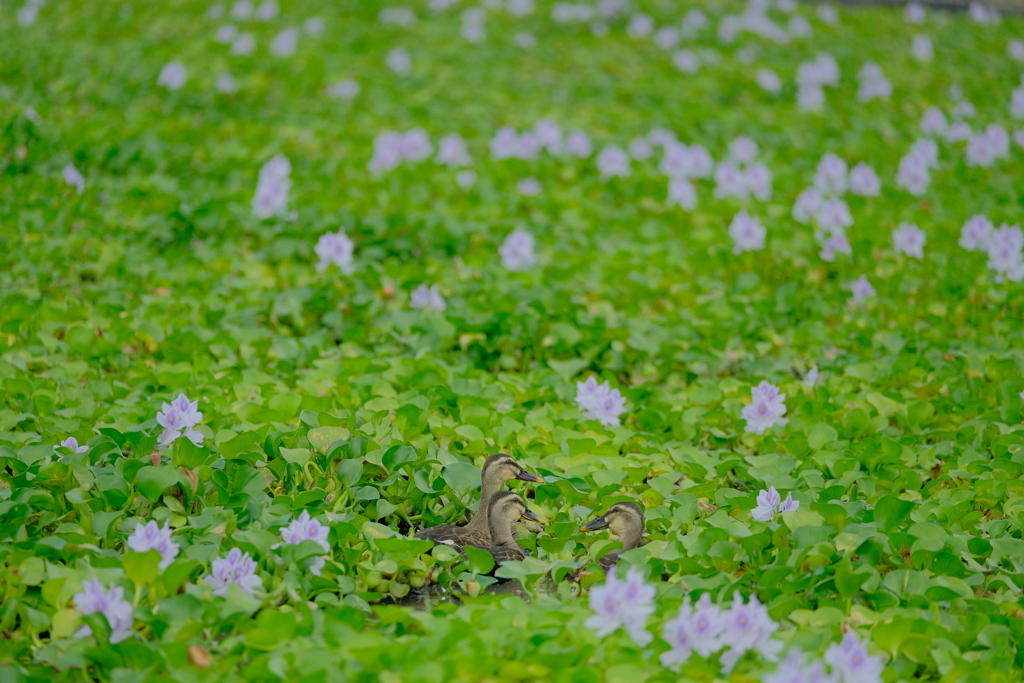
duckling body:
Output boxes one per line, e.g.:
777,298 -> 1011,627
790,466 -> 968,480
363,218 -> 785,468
580,501 -> 646,574
416,453 -> 542,549
463,490 -> 545,570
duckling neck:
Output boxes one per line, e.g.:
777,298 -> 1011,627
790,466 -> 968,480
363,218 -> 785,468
466,470 -> 502,530
488,512 -> 517,546
619,524 -> 643,551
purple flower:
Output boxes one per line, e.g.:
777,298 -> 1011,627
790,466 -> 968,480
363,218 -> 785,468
765,649 -> 830,683
628,137 -> 652,161
660,142 -> 713,179
824,632 -> 884,683
231,32 -> 256,55
780,493 -> 800,513
672,49 -> 700,74
315,230 -> 355,273
252,154 -> 291,219
920,107 -> 947,136
895,152 -> 930,196
718,591 -> 782,672
744,163 -> 773,201
660,593 -> 726,667
752,486 -> 782,521
410,284 -> 446,311
818,231 -> 851,263
729,137 -> 758,164
60,436 -> 89,454
960,215 -> 993,251
216,73 -> 238,94
911,34 -> 933,63
63,164 -> 85,194
575,377 -> 627,427
279,510 -> 330,575
893,222 -> 926,259
499,228 -> 536,271
157,61 -> 187,90
849,162 -> 880,196
565,130 -> 593,158
814,197 -> 852,233
966,124 -> 1010,167
206,547 -> 262,596
517,177 -> 541,196
741,381 -> 788,434
596,145 -> 630,179
269,27 -> 299,56
729,211 -> 766,254
851,275 -> 876,302
73,579 -> 134,643
945,121 -> 973,143
857,62 -> 891,102
456,170 -> 477,189
584,566 -> 655,646
327,79 -> 359,100
803,365 -> 819,388
793,187 -> 823,224
534,119 -> 563,154
386,48 -> 411,75
814,153 -> 847,196
714,162 -> 748,200
256,0 -> 278,21
756,68 -> 782,93
231,0 -> 253,20
905,1 -> 926,23
436,134 -> 471,167
667,178 -> 697,211
127,520 -> 179,570
155,393 -> 204,449
627,13 -> 654,38
986,223 -> 1024,282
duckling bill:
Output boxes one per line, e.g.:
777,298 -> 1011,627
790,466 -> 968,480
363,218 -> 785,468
580,501 -> 646,574
463,490 -> 546,569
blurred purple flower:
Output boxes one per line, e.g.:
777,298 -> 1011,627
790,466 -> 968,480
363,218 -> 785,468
73,579 -> 134,643
207,548 -> 262,596
127,520 -> 179,570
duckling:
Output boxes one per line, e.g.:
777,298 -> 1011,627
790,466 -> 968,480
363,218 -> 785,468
464,490 -> 545,567
580,501 -> 646,574
415,453 -> 543,548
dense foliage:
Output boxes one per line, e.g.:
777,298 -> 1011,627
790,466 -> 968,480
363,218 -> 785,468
2,0 -> 1024,681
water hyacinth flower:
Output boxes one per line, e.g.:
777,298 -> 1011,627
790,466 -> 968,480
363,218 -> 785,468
269,27 -> 299,56
1010,82 -> 1024,119
584,566 -> 655,646
499,227 -> 536,271
824,632 -> 885,683
814,153 -> 847,196
315,229 -> 355,273
742,380 -> 788,434
206,547 -> 262,596
157,61 -> 186,90
628,137 -> 652,161
461,8 -> 485,43
279,510 -> 330,575
667,178 -> 697,211
857,62 -> 891,102
517,177 -> 541,196
756,68 -> 782,93
986,223 -> 1024,282
386,48 -> 411,75
751,486 -> 800,521
792,187 -> 823,224
659,593 -> 725,667
515,32 -> 537,49
896,140 -> 937,195
252,154 -> 291,219
729,136 -> 758,164
216,73 -> 238,94
215,24 -> 238,43
380,6 -> 417,25
729,211 -> 766,254
565,130 -> 593,158
849,162 -> 880,196
765,649 -> 830,683
1010,39 -> 1024,62
905,1 -> 926,23
596,145 -> 630,179
455,170 -> 477,189
893,222 -> 925,259
534,119 -> 563,154
660,142 -> 713,179
851,275 -> 876,302
655,26 -> 680,49
327,79 -> 360,100
256,0 -> 278,21
73,579 -> 134,643
920,107 -> 947,136
818,231 -> 851,263
626,13 -> 654,39
672,50 -> 700,74
127,520 -> 179,570
714,162 -> 748,200
804,365 -> 819,388
155,393 -> 204,449
63,163 -> 85,194
304,17 -> 325,36
574,377 -> 627,428
60,436 -> 89,453
968,1 -> 998,24
231,0 -> 253,20
718,591 -> 783,672
410,284 -> 446,311
436,134 -> 471,167
966,124 -> 1010,167
911,34 -> 933,63
960,215 -> 993,251
231,32 -> 256,55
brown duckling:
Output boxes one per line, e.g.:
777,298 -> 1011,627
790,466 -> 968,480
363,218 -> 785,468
580,501 -> 646,574
415,453 -> 542,548
464,490 -> 545,567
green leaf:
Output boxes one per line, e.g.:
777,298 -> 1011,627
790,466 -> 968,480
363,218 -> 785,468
123,550 -> 161,586
462,545 -> 496,575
